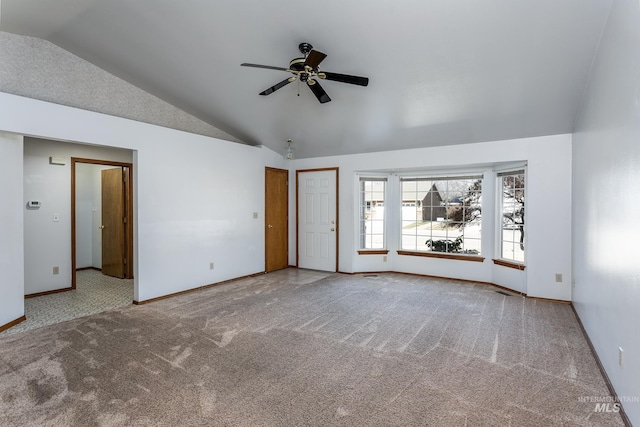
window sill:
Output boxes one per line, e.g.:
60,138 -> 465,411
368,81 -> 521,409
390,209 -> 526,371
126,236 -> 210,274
397,250 -> 485,263
357,249 -> 389,255
493,259 -> 526,270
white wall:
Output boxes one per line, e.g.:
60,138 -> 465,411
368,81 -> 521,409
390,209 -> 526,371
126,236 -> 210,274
23,138 -> 132,294
75,163 -> 94,269
0,132 -> 25,328
1,92 -> 286,304
572,0 -> 640,423
290,134 -> 572,300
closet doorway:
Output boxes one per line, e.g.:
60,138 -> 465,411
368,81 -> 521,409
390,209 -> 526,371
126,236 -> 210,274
71,158 -> 134,288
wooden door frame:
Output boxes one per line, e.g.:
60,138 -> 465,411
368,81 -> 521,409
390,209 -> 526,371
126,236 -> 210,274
295,167 -> 339,272
264,167 -> 289,272
71,157 -> 134,288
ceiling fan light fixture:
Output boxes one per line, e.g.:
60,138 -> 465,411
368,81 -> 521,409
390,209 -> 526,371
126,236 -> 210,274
283,139 -> 295,160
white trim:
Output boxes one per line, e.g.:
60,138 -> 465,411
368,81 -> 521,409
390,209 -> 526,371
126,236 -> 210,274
496,168 -> 526,264
399,174 -> 484,181
356,175 -> 387,251
494,161 -> 527,174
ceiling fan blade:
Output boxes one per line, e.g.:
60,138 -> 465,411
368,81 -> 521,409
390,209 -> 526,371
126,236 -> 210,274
241,63 -> 289,72
260,78 -> 294,96
304,50 -> 327,69
319,72 -> 369,87
307,80 -> 331,103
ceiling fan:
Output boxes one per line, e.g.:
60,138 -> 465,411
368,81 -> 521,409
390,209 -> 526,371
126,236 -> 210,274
241,43 -> 369,104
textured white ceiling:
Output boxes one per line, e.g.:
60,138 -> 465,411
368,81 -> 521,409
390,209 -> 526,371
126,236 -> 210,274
1,0 -> 612,158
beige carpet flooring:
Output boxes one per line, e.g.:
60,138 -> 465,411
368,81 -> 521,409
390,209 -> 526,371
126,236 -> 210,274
0,269 -> 624,426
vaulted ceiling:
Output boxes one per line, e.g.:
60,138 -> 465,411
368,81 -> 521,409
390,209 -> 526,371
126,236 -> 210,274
1,0 -> 612,158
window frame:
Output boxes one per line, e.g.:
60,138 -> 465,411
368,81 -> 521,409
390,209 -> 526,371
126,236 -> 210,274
357,176 -> 388,254
495,168 -> 526,268
397,174 -> 484,260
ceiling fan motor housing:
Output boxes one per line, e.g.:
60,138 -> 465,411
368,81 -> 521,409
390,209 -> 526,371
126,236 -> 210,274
289,57 -> 306,71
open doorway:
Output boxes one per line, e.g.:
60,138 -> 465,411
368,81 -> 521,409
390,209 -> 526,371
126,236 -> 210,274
71,158 -> 134,287
6,142 -> 136,337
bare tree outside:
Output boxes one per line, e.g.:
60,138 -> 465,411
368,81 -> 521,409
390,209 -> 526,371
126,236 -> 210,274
500,173 -> 525,259
446,173 -> 525,261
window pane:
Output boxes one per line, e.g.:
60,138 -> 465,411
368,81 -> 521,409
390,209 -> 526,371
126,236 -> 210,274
500,171 -> 525,262
359,179 -> 386,249
401,177 -> 482,254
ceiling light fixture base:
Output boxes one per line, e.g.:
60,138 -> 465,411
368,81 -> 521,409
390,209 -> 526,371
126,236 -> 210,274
283,139 -> 295,160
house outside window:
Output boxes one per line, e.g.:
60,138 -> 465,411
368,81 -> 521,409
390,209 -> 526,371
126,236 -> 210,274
499,170 -> 525,263
400,176 -> 482,255
359,177 -> 386,250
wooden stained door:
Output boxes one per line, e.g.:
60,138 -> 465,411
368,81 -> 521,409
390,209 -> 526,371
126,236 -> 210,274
297,168 -> 338,272
265,167 -> 289,272
101,167 -> 126,278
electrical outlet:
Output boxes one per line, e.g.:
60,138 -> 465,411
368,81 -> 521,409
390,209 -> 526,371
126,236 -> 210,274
555,273 -> 563,283
253,212 -> 258,219
209,262 -> 214,270
383,255 -> 387,262
619,347 -> 624,368
53,266 -> 59,275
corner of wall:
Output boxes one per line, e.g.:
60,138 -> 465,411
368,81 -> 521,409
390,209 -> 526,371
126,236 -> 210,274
0,132 -> 25,326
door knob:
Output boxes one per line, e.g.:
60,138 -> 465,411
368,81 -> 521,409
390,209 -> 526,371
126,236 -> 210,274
99,225 -> 105,229
331,228 -> 335,231
267,224 -> 273,228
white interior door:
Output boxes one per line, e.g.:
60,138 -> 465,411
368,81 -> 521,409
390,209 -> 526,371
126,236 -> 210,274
298,169 -> 337,272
